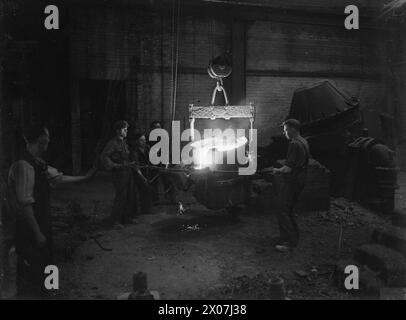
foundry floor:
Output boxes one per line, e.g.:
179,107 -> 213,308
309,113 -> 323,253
3,172 -> 404,300
28,172 -> 403,300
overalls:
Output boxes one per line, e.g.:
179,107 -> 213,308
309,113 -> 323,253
108,139 -> 138,224
276,140 -> 310,247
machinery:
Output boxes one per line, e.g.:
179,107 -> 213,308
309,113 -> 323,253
259,80 -> 399,214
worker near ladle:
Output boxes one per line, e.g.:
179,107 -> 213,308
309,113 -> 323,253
272,119 -> 310,253
6,125 -> 96,298
130,132 -> 153,215
101,120 -> 142,227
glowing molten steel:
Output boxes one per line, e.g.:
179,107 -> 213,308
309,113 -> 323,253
191,136 -> 248,170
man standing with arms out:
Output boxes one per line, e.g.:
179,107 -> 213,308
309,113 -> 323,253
7,125 -> 95,298
273,119 -> 310,253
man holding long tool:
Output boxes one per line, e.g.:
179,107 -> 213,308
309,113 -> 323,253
272,119 -> 310,253
130,132 -> 153,215
101,120 -> 151,227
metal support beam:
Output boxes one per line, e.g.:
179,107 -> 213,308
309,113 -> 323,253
231,20 -> 246,105
397,21 -> 406,170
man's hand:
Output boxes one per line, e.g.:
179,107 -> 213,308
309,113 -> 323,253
261,167 -> 275,174
85,167 -> 98,179
275,165 -> 292,173
36,232 -> 47,248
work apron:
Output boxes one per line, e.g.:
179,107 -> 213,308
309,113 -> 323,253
14,154 -> 52,297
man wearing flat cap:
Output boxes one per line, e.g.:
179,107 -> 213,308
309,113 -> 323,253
272,119 -> 310,253
101,120 -> 139,227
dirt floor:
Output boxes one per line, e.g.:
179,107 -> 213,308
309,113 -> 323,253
35,171 -> 405,300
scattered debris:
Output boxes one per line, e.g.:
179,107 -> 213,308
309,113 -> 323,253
178,201 -> 186,215
91,237 -> 113,252
317,198 -> 373,228
295,270 -> 310,278
181,224 -> 200,232
210,273 -> 286,300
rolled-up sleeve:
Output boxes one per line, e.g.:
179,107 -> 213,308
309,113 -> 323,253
11,161 -> 35,206
46,165 -> 64,186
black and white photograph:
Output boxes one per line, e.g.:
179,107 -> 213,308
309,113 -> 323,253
0,0 -> 406,306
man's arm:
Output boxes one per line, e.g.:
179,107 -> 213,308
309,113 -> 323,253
101,140 -> 123,170
56,167 -> 97,184
274,165 -> 292,173
47,166 -> 97,186
131,151 -> 149,185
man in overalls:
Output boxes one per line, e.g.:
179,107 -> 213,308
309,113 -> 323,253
101,120 -> 143,226
273,119 -> 310,253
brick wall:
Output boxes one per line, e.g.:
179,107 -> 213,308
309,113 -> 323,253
70,6 -> 230,135
246,19 -> 386,143
69,4 -> 388,148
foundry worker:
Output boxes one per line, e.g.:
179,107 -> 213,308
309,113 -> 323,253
272,119 -> 310,253
101,120 -> 141,227
148,120 -> 163,163
130,133 -> 153,215
147,121 -> 178,204
148,120 -> 162,149
0,173 -> 14,297
7,125 -> 95,298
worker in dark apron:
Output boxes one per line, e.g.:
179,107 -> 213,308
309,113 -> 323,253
130,133 -> 153,215
147,121 -> 178,205
7,125 -> 95,298
273,119 -> 310,253
101,120 -> 140,227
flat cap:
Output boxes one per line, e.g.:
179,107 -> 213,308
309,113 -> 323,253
282,119 -> 302,130
114,120 -> 129,130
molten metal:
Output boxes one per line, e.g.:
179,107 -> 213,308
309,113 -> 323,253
191,136 -> 248,169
